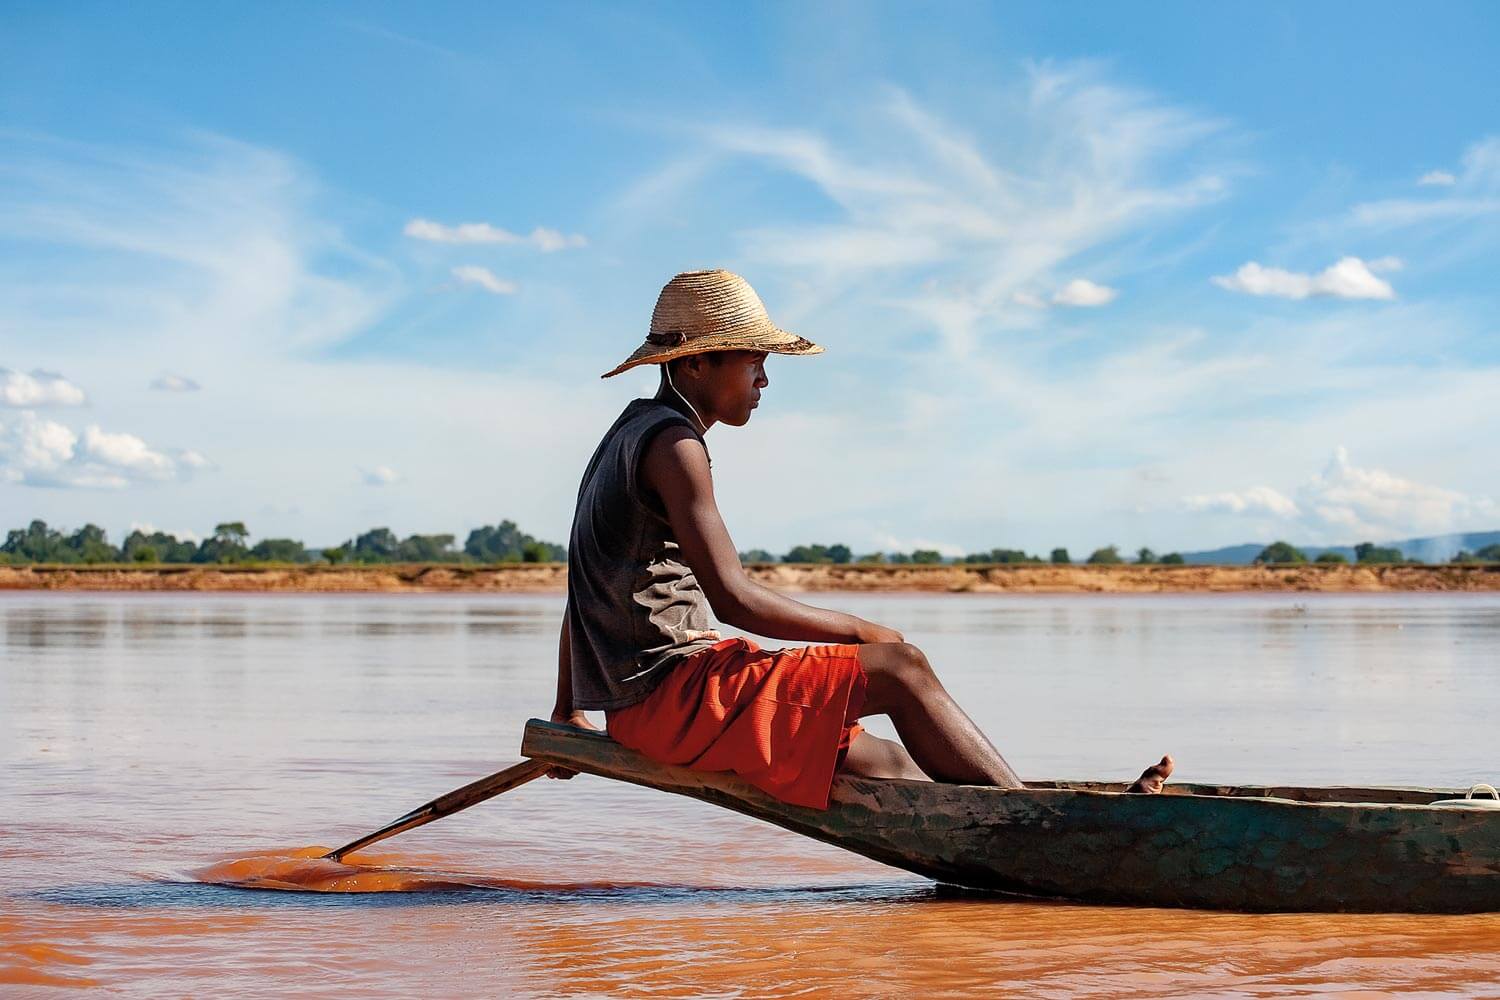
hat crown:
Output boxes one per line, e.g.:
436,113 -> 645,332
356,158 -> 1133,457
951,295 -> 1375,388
649,269 -> 769,343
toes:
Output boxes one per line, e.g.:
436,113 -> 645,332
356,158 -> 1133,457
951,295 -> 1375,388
1126,754 -> 1175,793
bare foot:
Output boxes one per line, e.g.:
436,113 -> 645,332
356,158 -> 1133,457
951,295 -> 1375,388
1126,754 -> 1174,794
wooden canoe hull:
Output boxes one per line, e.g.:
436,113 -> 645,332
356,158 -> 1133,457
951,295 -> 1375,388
521,720 -> 1500,913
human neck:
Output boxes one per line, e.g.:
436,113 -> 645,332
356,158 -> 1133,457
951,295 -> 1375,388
655,373 -> 715,433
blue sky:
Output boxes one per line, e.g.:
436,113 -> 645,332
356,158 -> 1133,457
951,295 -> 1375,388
2,2 -> 1497,555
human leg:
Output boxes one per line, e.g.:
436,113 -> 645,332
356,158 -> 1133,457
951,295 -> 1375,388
856,642 -> 1173,793
856,642 -> 1024,788
840,730 -> 928,781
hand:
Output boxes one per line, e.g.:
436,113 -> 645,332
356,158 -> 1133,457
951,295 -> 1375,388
546,709 -> 597,779
854,622 -> 905,645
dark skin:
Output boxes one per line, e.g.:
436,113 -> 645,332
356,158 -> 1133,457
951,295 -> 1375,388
552,349 -> 1173,792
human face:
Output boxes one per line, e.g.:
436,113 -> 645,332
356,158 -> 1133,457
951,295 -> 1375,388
693,350 -> 769,427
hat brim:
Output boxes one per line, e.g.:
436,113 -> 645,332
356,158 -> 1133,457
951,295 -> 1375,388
600,330 -> 823,378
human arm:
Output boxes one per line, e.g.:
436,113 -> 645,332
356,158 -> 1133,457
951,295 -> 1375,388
546,606 -> 594,780
640,426 -> 903,645
550,605 -> 595,730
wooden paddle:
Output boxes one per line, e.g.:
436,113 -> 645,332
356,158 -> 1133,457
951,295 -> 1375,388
323,758 -> 551,862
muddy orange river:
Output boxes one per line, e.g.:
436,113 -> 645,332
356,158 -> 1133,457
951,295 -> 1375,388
5,593 -> 1500,996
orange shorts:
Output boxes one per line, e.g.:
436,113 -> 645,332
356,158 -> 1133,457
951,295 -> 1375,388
606,637 -> 867,810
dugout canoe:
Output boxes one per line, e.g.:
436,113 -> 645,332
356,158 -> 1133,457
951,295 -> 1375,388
521,719 -> 1500,913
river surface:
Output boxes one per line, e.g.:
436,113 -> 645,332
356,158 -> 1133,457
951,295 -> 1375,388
4,592 -> 1500,997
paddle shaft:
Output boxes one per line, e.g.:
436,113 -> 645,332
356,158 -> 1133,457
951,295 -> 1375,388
323,758 -> 550,862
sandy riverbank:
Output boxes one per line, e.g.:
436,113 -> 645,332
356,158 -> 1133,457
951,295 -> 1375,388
2,563 -> 1497,593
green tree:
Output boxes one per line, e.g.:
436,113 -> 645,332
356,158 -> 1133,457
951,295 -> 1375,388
214,522 -> 249,546
826,543 -> 852,564
1136,547 -> 1158,565
856,552 -> 886,564
124,529 -> 197,563
462,521 -> 563,563
1315,551 -> 1348,564
738,548 -> 776,563
396,533 -> 457,562
1050,548 -> 1071,565
1256,541 -> 1307,565
3,520 -> 70,562
249,538 -> 309,562
965,548 -> 1037,564
195,521 -> 250,563
516,539 -> 564,563
132,545 -> 159,563
68,524 -> 119,563
911,549 -> 943,564
322,545 -> 348,565
1354,542 -> 1403,564
887,552 -> 912,564
1160,552 -> 1185,565
1451,550 -> 1478,564
783,544 -> 831,563
1086,545 -> 1123,565
1476,544 -> 1500,562
352,527 -> 400,562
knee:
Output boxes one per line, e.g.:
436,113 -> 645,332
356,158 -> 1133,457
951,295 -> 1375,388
864,641 -> 937,698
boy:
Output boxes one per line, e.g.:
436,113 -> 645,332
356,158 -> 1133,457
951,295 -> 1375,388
551,269 -> 1171,808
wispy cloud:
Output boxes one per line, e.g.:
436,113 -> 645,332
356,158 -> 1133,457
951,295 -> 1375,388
404,218 -> 587,251
0,133 -> 397,356
1182,486 -> 1299,518
681,63 -> 1233,356
450,265 -> 517,295
1212,256 -> 1400,301
1347,136 -> 1500,229
360,464 -> 401,486
149,373 -> 201,392
1,368 -> 87,407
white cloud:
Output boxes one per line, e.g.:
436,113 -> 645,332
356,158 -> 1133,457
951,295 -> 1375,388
1181,486 -> 1300,518
871,532 -> 965,558
1,368 -> 87,407
129,522 -> 202,543
1010,290 -> 1047,309
1417,170 -> 1456,187
404,218 -> 587,251
451,265 -> 517,295
0,411 -> 201,489
1181,447 -> 1495,542
528,226 -> 588,252
150,373 -> 201,392
1298,446 -> 1494,540
1211,256 -> 1397,301
1052,278 -> 1118,307
361,464 -> 401,486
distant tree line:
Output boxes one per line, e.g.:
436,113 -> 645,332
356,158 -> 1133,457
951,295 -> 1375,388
747,540 -> 1500,567
1252,540 -> 1500,565
740,543 -> 1188,565
0,519 -> 566,566
8,519 -> 1495,569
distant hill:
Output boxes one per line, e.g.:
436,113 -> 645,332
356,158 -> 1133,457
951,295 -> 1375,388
1181,530 -> 1500,565
1179,543 -> 1265,566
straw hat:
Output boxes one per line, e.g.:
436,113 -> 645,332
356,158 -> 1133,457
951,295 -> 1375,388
601,269 -> 823,378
